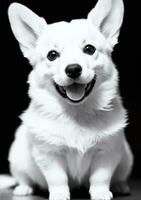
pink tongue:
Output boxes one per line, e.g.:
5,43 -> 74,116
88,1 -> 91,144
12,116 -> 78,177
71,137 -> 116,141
65,83 -> 85,101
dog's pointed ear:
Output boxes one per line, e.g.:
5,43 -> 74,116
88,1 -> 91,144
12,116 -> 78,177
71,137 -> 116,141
8,3 -> 47,56
87,0 -> 124,46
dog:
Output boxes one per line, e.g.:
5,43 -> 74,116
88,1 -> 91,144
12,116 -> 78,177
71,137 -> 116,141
1,0 -> 133,199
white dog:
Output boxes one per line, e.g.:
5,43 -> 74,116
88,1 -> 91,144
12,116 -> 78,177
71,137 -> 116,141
3,0 -> 133,199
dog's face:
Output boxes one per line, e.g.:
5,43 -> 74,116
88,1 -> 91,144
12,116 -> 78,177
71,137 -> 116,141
32,21 -> 109,104
8,0 -> 124,107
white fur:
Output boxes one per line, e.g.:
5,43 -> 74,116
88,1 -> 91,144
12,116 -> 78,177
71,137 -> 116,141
6,1 -> 133,200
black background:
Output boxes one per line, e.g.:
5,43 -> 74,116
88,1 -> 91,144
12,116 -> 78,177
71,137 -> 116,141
0,0 -> 140,179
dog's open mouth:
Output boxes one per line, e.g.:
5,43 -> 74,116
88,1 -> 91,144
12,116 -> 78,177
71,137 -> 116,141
54,76 -> 96,103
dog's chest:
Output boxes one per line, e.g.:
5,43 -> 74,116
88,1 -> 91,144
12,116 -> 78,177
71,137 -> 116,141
65,149 -> 93,183
23,108 -> 100,153
23,99 -> 126,153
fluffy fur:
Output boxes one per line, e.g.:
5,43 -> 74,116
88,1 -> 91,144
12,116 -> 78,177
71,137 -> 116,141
3,0 -> 133,199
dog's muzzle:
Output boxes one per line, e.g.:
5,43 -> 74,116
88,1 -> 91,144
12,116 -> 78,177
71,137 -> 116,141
54,75 -> 96,104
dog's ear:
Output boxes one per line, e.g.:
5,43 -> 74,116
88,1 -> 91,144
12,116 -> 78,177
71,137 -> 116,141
88,0 -> 124,47
8,3 -> 47,56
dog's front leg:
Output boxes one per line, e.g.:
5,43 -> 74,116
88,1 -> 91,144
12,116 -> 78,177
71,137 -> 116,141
89,149 -> 120,200
32,147 -> 70,200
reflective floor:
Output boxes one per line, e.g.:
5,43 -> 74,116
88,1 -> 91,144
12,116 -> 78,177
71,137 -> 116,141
0,180 -> 140,200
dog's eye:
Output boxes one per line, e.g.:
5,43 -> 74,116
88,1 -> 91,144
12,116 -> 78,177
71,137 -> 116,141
47,50 -> 60,61
83,44 -> 96,55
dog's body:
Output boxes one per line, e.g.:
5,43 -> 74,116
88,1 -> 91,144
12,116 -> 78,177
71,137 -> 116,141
6,0 -> 133,199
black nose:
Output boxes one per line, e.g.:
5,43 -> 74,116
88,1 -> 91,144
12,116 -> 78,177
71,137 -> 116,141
65,64 -> 82,79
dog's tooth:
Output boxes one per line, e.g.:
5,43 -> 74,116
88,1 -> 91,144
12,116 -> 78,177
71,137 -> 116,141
86,83 -> 91,91
60,86 -> 66,94
62,87 -> 66,92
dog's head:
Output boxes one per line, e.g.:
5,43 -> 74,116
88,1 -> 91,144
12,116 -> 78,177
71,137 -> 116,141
8,0 -> 124,109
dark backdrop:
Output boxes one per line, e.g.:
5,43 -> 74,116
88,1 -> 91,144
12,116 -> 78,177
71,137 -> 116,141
0,0 -> 140,179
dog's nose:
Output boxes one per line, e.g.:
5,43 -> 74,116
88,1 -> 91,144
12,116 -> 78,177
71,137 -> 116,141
65,64 -> 82,79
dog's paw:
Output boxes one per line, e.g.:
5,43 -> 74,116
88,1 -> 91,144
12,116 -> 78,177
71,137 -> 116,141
49,185 -> 70,200
111,181 -> 131,196
90,188 -> 113,200
49,190 -> 70,200
13,185 -> 33,196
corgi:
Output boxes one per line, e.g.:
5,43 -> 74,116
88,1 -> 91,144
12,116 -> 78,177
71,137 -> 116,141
1,0 -> 133,199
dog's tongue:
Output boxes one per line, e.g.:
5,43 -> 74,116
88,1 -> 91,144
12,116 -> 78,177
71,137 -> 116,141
65,83 -> 85,101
